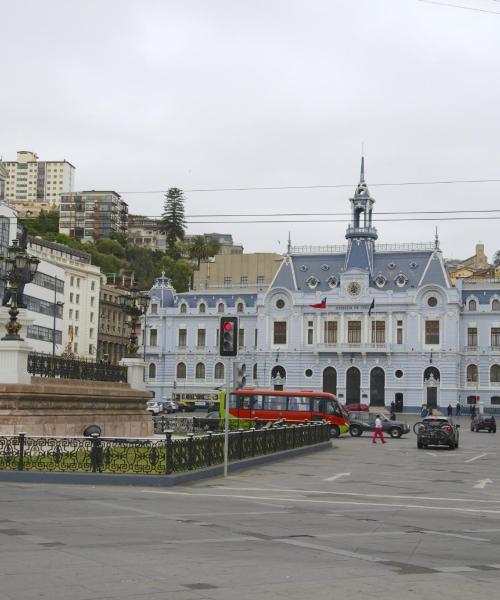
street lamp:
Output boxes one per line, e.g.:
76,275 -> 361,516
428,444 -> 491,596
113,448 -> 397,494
120,286 -> 150,355
1,239 -> 40,341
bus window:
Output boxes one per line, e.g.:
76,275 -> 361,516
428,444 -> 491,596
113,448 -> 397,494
311,397 -> 325,413
288,396 -> 311,412
324,400 -> 341,416
262,395 -> 287,411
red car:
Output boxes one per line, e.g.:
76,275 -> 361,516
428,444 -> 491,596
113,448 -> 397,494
345,403 -> 369,413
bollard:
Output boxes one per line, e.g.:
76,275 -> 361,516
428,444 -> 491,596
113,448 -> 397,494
187,433 -> 195,470
18,432 -> 26,472
238,429 -> 244,460
164,430 -> 173,474
206,431 -> 213,466
251,427 -> 256,457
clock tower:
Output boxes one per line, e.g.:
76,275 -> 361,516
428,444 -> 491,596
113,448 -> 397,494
344,156 -> 378,276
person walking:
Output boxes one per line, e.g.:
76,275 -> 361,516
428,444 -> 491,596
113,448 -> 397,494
447,404 -> 453,417
456,402 -> 461,417
372,414 -> 386,445
390,400 -> 395,414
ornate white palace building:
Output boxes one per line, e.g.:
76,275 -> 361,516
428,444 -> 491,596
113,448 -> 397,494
143,161 -> 500,412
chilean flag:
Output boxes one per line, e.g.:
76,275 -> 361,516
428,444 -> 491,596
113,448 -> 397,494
310,297 -> 327,309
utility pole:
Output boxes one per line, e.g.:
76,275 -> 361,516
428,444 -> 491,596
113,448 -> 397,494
223,357 -> 232,477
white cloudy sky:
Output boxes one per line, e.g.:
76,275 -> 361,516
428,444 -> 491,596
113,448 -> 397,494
1,0 -> 500,260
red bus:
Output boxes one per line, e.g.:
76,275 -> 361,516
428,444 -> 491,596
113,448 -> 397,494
222,389 -> 349,437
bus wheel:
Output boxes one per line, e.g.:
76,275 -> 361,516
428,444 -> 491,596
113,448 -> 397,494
330,425 -> 340,438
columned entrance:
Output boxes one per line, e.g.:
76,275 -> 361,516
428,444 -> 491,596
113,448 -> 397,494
322,367 -> 337,395
370,367 -> 385,407
346,367 -> 360,403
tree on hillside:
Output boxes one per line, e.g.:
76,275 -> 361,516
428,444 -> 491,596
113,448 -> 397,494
160,187 -> 186,252
188,235 -> 221,269
494,250 -> 500,267
95,239 -> 126,258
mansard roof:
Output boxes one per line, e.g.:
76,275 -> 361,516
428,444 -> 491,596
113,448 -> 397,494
462,289 -> 500,305
269,248 -> 450,293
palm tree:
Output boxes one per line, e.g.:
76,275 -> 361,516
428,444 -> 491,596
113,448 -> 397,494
160,188 -> 186,252
188,236 -> 221,269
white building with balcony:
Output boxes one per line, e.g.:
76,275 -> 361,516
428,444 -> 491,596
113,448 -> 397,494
143,160 -> 500,412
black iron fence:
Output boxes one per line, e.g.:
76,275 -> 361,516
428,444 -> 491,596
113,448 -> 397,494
27,352 -> 128,383
0,423 -> 330,476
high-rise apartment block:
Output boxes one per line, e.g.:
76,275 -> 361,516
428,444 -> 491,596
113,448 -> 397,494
59,191 -> 128,242
1,151 -> 75,216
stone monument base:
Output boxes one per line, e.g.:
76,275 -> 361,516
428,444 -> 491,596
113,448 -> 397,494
0,377 -> 153,437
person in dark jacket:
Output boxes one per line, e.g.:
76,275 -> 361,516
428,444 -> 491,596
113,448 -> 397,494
447,404 -> 453,417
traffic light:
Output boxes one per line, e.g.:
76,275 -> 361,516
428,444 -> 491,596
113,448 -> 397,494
233,362 -> 247,389
219,317 -> 238,357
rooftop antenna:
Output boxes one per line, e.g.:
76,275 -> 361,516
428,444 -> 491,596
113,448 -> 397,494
287,231 -> 291,254
434,226 -> 440,249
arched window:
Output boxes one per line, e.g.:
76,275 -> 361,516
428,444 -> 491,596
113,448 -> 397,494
492,299 -> 500,311
468,299 -> 477,311
490,364 -> 500,383
176,362 -> 186,379
237,302 -> 244,313
466,364 -> 478,383
148,363 -> 156,379
217,302 -> 225,313
180,303 -> 187,314
253,363 -> 258,381
214,362 -> 224,380
199,302 -> 206,313
195,362 -> 205,380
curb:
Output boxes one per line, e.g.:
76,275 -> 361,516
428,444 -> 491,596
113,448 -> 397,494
0,440 -> 332,488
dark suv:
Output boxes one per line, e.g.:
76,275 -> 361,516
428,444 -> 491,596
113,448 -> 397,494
416,416 -> 460,450
471,415 -> 496,433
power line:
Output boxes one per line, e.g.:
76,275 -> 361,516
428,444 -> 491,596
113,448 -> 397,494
417,0 -> 500,14
118,177 -> 500,194
131,208 -> 500,219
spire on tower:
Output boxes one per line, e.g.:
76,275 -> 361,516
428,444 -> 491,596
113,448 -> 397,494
360,155 -> 365,183
287,232 -> 291,254
434,226 -> 440,250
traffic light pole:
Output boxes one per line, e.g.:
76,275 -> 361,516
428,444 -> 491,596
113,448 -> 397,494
223,357 -> 232,477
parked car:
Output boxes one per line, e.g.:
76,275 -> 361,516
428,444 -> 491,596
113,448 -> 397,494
470,415 -> 496,433
415,416 -> 460,449
345,403 -> 369,413
349,413 -> 410,438
178,400 -> 196,412
164,401 -> 178,414
146,401 -> 164,415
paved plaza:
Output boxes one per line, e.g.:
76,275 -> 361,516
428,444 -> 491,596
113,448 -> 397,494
1,415 -> 499,599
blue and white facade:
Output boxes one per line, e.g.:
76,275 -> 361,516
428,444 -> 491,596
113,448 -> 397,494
144,161 -> 500,412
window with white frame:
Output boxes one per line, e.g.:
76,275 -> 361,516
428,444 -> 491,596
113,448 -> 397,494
178,328 -> 187,347
324,321 -> 337,344
491,328 -> 500,348
490,364 -> 500,383
396,319 -> 403,344
150,329 -> 158,346
371,321 -> 385,344
425,320 -> 440,345
466,364 -> 478,383
467,327 -> 478,347
307,320 -> 314,345
195,362 -> 205,379
273,321 -> 287,345
214,362 -> 224,380
197,328 -> 206,347
347,321 -> 361,344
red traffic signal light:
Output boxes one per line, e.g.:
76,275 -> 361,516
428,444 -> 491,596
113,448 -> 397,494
220,317 -> 238,357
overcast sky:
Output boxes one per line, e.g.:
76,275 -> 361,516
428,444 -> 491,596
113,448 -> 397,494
1,0 -> 500,260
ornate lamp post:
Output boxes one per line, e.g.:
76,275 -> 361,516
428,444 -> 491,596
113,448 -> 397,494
120,286 -> 150,355
1,239 -> 40,341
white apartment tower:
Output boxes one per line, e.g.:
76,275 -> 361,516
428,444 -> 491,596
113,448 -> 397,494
2,151 -> 75,216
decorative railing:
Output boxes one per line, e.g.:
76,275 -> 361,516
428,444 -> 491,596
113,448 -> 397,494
290,241 -> 435,254
27,352 -> 128,383
0,424 -> 330,475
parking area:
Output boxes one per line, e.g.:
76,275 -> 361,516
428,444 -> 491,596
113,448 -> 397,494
0,415 -> 498,599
